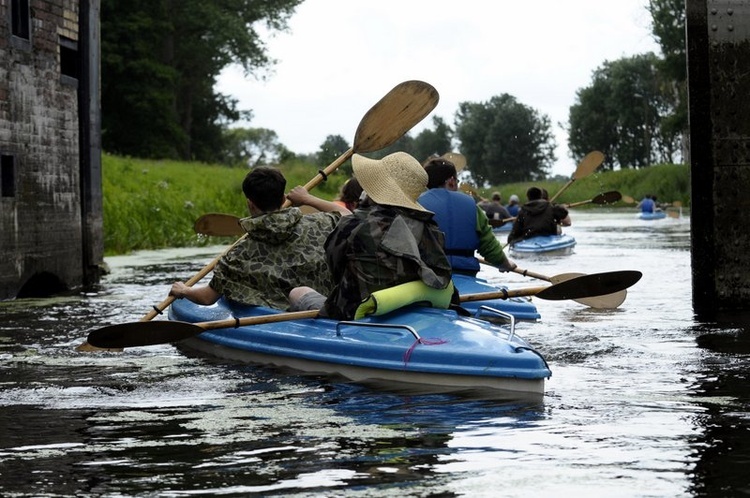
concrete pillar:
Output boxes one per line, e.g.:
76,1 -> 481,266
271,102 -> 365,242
687,0 -> 750,317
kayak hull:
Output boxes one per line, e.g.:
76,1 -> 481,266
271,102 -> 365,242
169,298 -> 551,396
637,211 -> 666,220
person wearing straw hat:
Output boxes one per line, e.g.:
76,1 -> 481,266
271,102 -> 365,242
289,151 -> 454,320
417,157 -> 516,276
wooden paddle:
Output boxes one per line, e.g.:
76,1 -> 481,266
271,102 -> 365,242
487,191 -> 621,227
513,269 -> 627,308
478,259 -> 628,308
439,152 -> 467,171
548,151 -> 605,203
76,80 -> 439,352
145,80 -> 437,321
193,205 -> 322,237
85,270 -> 641,349
194,213 -> 243,237
564,190 -> 622,208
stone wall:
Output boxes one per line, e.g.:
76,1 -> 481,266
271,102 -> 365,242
0,0 -> 102,299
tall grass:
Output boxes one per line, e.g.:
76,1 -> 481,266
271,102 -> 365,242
102,154 -> 689,255
102,154 -> 349,255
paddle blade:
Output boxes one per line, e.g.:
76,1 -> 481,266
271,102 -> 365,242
87,321 -> 204,349
440,152 -> 467,171
353,80 -> 439,152
550,272 -> 628,308
573,151 -> 605,179
592,191 -> 622,204
537,270 -> 642,301
194,213 -> 243,237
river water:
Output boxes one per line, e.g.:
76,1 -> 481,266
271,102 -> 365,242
1,210 -> 749,497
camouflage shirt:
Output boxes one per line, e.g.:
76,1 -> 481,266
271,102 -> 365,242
322,204 -> 453,320
209,208 -> 340,309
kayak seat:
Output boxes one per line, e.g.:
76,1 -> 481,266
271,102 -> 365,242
354,280 -> 455,319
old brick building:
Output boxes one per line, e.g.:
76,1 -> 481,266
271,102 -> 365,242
0,0 -> 102,299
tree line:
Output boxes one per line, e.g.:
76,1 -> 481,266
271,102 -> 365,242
101,0 -> 686,184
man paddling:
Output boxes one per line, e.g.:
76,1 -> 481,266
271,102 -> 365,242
169,167 -> 350,309
507,186 -> 571,245
417,157 -> 516,276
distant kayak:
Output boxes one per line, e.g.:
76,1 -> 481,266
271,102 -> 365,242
637,211 -> 667,220
492,223 -> 512,233
509,234 -> 576,255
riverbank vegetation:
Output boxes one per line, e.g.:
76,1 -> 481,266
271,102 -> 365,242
102,154 -> 689,256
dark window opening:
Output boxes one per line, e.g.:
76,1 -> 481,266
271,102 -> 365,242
1,155 -> 16,197
60,37 -> 79,80
17,272 -> 69,299
11,0 -> 30,40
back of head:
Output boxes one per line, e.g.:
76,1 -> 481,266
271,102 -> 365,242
526,186 -> 543,201
340,177 -> 364,204
509,194 -> 520,204
242,166 -> 286,212
423,158 -> 457,189
491,191 -> 502,202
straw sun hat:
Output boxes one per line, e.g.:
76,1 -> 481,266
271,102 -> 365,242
352,152 -> 428,212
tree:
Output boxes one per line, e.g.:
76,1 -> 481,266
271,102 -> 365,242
568,53 -> 679,169
101,0 -> 302,162
454,94 -> 556,184
317,135 -> 352,175
649,0 -> 688,161
221,127 -> 290,167
411,116 -> 453,163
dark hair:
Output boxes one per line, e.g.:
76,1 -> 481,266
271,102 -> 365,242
339,177 -> 363,204
526,186 -> 543,201
242,167 -> 286,212
423,158 -> 457,189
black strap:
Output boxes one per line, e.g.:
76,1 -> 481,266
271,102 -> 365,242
318,169 -> 328,181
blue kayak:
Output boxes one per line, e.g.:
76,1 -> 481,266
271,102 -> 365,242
452,273 -> 540,321
168,297 -> 551,396
492,223 -> 512,234
637,211 -> 666,220
509,234 -> 576,255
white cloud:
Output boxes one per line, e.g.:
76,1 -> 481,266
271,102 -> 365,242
216,0 -> 660,176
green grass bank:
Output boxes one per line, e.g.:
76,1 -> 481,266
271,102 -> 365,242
102,154 -> 689,256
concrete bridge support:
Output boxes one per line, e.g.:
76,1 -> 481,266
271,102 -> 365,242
687,0 -> 750,318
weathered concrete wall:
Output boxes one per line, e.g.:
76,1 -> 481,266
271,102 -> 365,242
687,0 -> 750,317
0,0 -> 102,299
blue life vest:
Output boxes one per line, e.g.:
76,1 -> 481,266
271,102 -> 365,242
640,198 -> 655,213
418,189 -> 480,273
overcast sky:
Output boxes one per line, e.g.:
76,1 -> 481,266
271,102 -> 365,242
216,0 -> 660,176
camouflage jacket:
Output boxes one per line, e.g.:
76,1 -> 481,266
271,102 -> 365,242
322,204 -> 453,320
209,208 -> 340,309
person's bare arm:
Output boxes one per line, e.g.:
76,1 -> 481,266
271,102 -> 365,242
286,186 -> 351,215
170,282 -> 220,305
